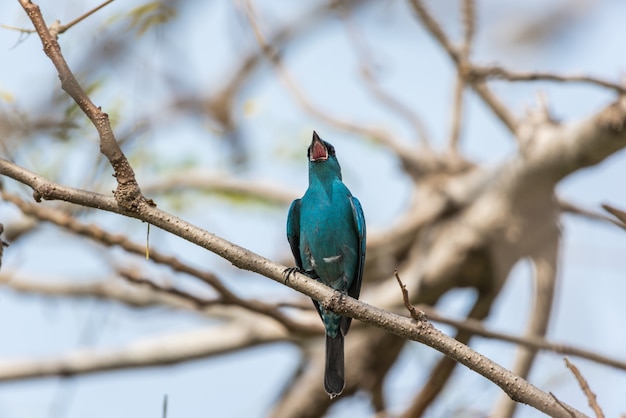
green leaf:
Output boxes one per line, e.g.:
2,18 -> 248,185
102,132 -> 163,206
126,2 -> 177,37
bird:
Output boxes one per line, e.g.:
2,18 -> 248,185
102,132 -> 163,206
286,131 -> 366,398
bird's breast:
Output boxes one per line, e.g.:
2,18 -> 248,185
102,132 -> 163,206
298,183 -> 358,287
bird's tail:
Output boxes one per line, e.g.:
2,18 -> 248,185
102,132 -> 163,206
324,333 -> 345,398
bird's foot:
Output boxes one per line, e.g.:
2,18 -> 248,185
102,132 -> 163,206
283,267 -> 304,284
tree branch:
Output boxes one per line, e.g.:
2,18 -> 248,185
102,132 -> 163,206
470,66 -> 626,95
491,232 -> 559,418
0,321 -> 289,382
18,0 -> 144,211
564,358 -> 605,418
447,0 -> 475,153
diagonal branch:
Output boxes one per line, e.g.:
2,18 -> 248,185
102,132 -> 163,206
18,0 -> 144,211
0,321 -> 289,382
491,230 -> 560,418
419,304 -> 626,371
564,358 -> 605,418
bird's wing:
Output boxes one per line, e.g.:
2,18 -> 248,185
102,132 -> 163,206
288,199 -> 325,323
286,199 -> 303,269
340,196 -> 366,336
348,196 -> 366,301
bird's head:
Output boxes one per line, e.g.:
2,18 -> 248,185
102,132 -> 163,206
307,131 -> 342,179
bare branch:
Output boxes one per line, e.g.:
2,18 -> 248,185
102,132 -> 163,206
4,0 -> 114,37
419,304 -> 626,371
460,0 -> 475,58
492,232 -> 559,418
447,0 -> 475,152
57,0 -> 115,35
601,203 -> 626,228
0,321 -> 289,382
393,270 -> 425,321
448,72 -> 466,153
0,272 -> 193,310
18,0 -> 143,211
117,268 -> 223,309
564,358 -> 605,418
560,200 -> 626,230
471,66 -> 626,95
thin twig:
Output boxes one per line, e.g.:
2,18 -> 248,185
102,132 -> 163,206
460,0 -> 475,59
4,0 -> 114,37
118,269 -> 220,309
471,66 -> 626,95
601,203 -> 626,228
564,358 -> 605,418
560,200 -> 626,230
393,270 -> 425,321
0,272 -> 209,311
418,304 -> 626,372
447,0 -> 475,152
448,73 -> 465,153
58,0 -> 115,35
550,393 -> 578,418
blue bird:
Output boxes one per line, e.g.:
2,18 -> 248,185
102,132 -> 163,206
286,131 -> 366,398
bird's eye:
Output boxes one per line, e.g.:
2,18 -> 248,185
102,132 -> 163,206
327,144 -> 335,156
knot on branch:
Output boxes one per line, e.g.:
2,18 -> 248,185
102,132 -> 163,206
323,289 -> 346,314
113,183 -> 146,213
32,183 -> 57,202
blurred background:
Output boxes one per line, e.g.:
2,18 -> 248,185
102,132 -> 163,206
1,0 -> 626,417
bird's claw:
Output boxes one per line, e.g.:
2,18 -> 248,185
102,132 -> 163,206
283,267 -> 316,284
283,267 -> 302,284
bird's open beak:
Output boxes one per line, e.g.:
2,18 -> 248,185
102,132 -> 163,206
309,131 -> 329,162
